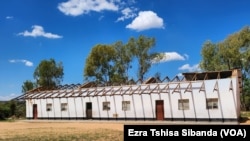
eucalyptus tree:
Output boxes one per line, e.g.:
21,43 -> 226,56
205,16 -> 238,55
200,26 -> 250,74
111,41 -> 133,84
33,58 -> 64,89
128,35 -> 159,81
84,44 -> 116,84
84,35 -> 162,85
22,80 -> 35,93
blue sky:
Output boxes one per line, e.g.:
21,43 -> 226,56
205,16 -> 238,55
1,0 -> 250,100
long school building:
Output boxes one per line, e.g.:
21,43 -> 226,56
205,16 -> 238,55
15,69 -> 242,122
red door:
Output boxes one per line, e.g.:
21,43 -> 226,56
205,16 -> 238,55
33,104 -> 38,119
156,100 -> 164,120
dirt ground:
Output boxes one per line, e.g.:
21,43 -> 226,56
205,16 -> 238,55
0,119 -> 249,140
0,120 -> 124,139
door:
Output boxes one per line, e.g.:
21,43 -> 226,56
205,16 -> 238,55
156,100 -> 164,120
33,104 -> 38,119
86,102 -> 92,119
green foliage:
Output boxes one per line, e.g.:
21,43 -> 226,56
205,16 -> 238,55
243,78 -> 250,110
0,101 -> 25,120
84,44 -> 116,84
200,40 -> 227,71
34,58 -> 64,89
128,35 -> 158,81
22,80 -> 35,93
84,35 -> 160,84
111,41 -> 133,84
0,102 -> 10,120
200,26 -> 250,73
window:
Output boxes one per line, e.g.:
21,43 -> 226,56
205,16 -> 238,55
103,102 -> 110,111
46,103 -> 52,111
206,98 -> 218,109
178,99 -> 189,110
61,103 -> 68,111
122,101 -> 130,111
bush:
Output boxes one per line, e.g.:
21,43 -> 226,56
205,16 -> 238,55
0,103 -> 10,120
0,100 -> 25,120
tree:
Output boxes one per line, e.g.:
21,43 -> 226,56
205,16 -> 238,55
242,78 -> 250,110
200,26 -> 250,73
0,102 -> 10,120
84,44 -> 116,84
22,80 -> 35,93
33,58 -> 64,89
84,35 -> 161,85
128,35 -> 159,81
200,40 -> 225,71
111,41 -> 133,84
200,26 -> 250,110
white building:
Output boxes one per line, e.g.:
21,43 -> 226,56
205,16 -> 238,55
16,69 -> 242,122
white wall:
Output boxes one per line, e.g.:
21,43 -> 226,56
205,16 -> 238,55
26,77 -> 239,121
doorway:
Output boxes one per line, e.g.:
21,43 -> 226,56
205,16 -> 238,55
86,102 -> 92,119
33,104 -> 38,119
156,100 -> 164,120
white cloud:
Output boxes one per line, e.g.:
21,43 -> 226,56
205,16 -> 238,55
6,16 -> 13,19
0,93 -> 18,101
9,59 -> 33,67
152,52 -> 186,64
18,25 -> 62,39
116,7 -> 137,22
178,64 -> 201,72
58,0 -> 119,16
126,11 -> 164,31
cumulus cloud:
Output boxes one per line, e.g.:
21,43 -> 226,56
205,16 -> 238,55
152,52 -> 187,64
178,64 -> 201,72
58,0 -> 119,16
126,11 -> 164,31
9,59 -> 33,67
116,7 -> 137,22
18,25 -> 62,39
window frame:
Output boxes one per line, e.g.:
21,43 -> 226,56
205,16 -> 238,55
103,101 -> 110,111
178,99 -> 189,110
46,103 -> 52,111
122,101 -> 130,111
206,98 -> 218,110
61,103 -> 68,111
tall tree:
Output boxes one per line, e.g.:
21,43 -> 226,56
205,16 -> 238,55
128,35 -> 158,81
112,41 -> 133,84
200,40 -> 221,71
33,58 -> 64,89
84,44 -> 116,84
22,80 -> 35,93
84,35 -> 161,84
200,26 -> 250,74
